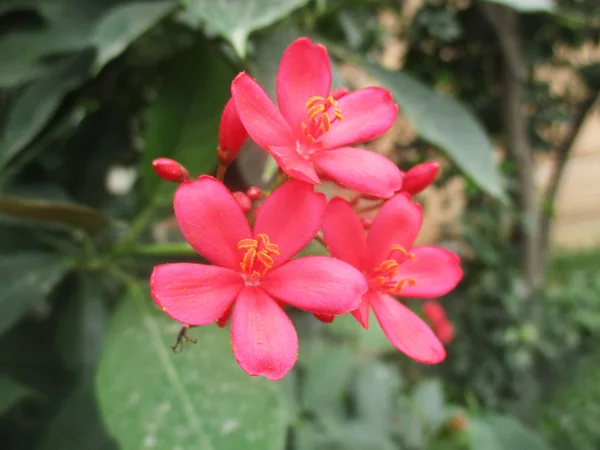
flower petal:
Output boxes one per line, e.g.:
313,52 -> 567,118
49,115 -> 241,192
367,193 -> 422,268
351,291 -> 373,329
231,72 -> 295,149
312,147 -> 403,199
330,87 -> 349,100
174,176 -> 251,269
370,292 -> 445,363
217,97 -> 249,165
394,246 -> 463,298
262,256 -> 366,315
318,87 -> 398,149
230,287 -> 298,380
269,145 -> 320,184
277,37 -> 331,137
253,180 -> 326,267
322,196 -> 369,271
150,263 -> 243,325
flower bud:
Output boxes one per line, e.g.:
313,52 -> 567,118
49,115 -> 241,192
246,186 -> 263,201
360,217 -> 373,229
401,161 -> 440,196
330,87 -> 349,100
152,158 -> 190,182
232,191 -> 252,213
314,313 -> 335,323
423,300 -> 447,324
217,97 -> 249,166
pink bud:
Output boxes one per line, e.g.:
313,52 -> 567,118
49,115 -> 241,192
152,158 -> 190,182
217,97 -> 248,166
435,322 -> 455,344
314,313 -> 335,323
423,300 -> 447,324
360,217 -> 373,229
401,161 -> 440,196
330,87 -> 349,101
232,191 -> 252,213
246,186 -> 262,201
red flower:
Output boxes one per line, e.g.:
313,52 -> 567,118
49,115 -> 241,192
423,300 -> 455,345
401,161 -> 440,196
230,37 -> 402,198
322,194 -> 463,363
217,97 -> 248,167
150,177 -> 366,380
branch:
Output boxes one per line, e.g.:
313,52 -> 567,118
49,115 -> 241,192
480,3 -> 542,295
539,94 -> 599,261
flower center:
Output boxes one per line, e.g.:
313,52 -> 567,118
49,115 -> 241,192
237,233 -> 280,285
368,245 -> 417,295
299,95 -> 344,152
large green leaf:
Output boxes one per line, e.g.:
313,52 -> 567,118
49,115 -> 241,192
0,252 -> 73,335
37,383 -> 117,450
0,50 -> 94,172
92,1 -> 176,68
182,0 -> 310,58
483,0 -> 554,13
365,64 -> 504,199
0,375 -> 37,417
142,38 -> 235,200
469,414 -> 552,450
96,283 -> 287,450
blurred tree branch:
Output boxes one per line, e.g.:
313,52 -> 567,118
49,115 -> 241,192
539,93 -> 599,263
480,2 -> 542,296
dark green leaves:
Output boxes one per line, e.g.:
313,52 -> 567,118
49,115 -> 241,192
182,0 -> 310,57
483,0 -> 554,13
366,64 -> 505,199
0,375 -> 37,417
0,252 -> 73,335
142,39 -> 236,200
96,284 -> 287,450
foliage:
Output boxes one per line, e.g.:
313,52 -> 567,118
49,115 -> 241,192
0,0 -> 597,449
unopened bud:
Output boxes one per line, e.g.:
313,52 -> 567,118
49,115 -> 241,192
423,300 -> 447,324
330,87 -> 349,100
314,313 -> 335,323
246,186 -> 262,201
360,217 -> 373,229
401,161 -> 440,196
232,191 -> 252,213
152,158 -> 190,182
217,97 -> 248,166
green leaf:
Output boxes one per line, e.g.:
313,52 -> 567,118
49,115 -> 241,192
96,283 -> 287,450
411,379 -> 449,434
37,383 -> 117,450
142,38 -> 235,200
0,194 -> 109,230
182,0 -> 310,58
92,1 -> 176,68
56,276 -> 109,376
365,64 -> 504,199
0,375 -> 36,417
579,63 -> 600,90
0,252 -> 72,335
353,362 -> 401,432
300,341 -> 353,416
469,414 -> 552,450
483,0 -> 554,13
0,50 -> 94,172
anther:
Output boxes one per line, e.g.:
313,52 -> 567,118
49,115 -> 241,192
333,108 -> 344,121
308,104 -> 326,121
306,96 -> 324,109
321,113 -> 331,133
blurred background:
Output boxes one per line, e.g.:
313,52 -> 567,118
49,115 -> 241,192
0,0 -> 599,449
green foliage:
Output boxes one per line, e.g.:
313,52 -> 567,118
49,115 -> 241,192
483,0 -> 555,13
96,283 -> 287,450
0,0 -> 596,448
182,0 -> 310,58
366,64 -> 505,200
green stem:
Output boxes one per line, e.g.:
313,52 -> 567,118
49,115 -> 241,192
125,242 -> 198,257
114,203 -> 159,252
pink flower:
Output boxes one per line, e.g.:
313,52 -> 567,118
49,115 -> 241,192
401,161 -> 440,196
150,177 -> 366,380
217,97 -> 248,167
322,194 -> 463,363
230,37 -> 402,198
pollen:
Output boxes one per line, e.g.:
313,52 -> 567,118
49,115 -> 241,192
368,244 -> 418,295
237,233 -> 280,280
301,94 -> 344,145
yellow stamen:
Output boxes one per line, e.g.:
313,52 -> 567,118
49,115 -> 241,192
321,112 -> 331,133
306,96 -> 325,109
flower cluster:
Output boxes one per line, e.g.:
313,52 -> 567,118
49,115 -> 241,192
150,37 -> 463,380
